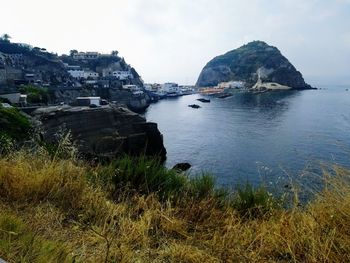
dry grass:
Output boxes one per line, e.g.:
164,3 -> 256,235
1,150 -> 350,262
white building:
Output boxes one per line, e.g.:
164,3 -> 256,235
144,83 -> 167,96
83,71 -> 99,79
68,69 -> 99,79
218,81 -> 245,89
112,71 -> 133,80
123,85 -> 144,96
179,85 -> 194,95
76,97 -> 101,106
162,83 -> 181,96
66,65 -> 81,70
73,52 -> 100,60
68,69 -> 84,79
103,70 -> 133,80
0,93 -> 27,105
144,84 -> 154,91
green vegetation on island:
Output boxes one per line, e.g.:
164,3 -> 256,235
196,41 -> 312,89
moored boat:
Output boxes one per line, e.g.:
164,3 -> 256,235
197,98 -> 211,103
188,104 -> 201,109
218,93 -> 233,99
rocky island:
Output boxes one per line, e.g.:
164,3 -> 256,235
196,41 -> 312,90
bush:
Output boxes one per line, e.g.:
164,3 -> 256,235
19,85 -> 49,104
110,156 -> 220,203
0,107 -> 31,141
112,156 -> 188,201
188,174 -> 216,200
0,97 -> 11,104
0,133 -> 13,155
232,183 -> 281,218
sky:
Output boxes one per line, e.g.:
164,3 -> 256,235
1,0 -> 350,85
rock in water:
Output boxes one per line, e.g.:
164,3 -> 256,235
33,105 -> 166,161
196,41 -> 312,89
172,163 -> 191,171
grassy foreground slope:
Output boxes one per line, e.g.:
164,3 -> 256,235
0,148 -> 350,262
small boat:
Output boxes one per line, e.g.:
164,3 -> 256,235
197,98 -> 211,103
188,104 -> 201,109
218,93 -> 233,99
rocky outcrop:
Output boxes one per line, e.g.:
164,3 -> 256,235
251,79 -> 292,91
32,105 -> 166,161
196,41 -> 312,89
172,163 -> 191,171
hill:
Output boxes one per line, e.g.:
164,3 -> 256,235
196,41 -> 312,89
0,38 -> 149,111
0,39 -> 69,88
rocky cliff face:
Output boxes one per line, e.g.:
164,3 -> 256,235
196,41 -> 311,89
0,40 -> 70,85
33,105 -> 166,161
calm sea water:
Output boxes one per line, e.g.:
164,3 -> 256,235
145,86 -> 350,191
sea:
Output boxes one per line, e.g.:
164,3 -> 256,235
144,86 -> 350,195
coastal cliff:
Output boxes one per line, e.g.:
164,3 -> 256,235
196,41 -> 312,89
32,105 -> 166,160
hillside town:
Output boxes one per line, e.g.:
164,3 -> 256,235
0,35 -> 196,112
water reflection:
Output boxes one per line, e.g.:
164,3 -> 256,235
220,91 -> 301,120
145,88 -> 350,197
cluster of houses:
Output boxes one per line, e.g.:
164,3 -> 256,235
63,51 -> 137,90
199,81 -> 246,95
0,43 -> 136,89
144,82 -> 195,98
0,42 -> 198,108
71,51 -> 118,60
66,64 -> 134,82
119,82 -> 195,100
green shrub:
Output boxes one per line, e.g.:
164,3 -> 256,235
0,107 -> 31,141
232,183 -> 281,218
110,156 -> 221,204
0,97 -> 11,104
19,85 -> 49,104
188,174 -> 216,200
112,156 -> 188,201
0,133 -> 14,155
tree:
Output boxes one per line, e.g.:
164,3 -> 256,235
1,33 -> 11,42
70,50 -> 78,56
19,85 -> 49,105
111,50 -> 119,56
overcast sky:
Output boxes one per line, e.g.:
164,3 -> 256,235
1,0 -> 350,85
